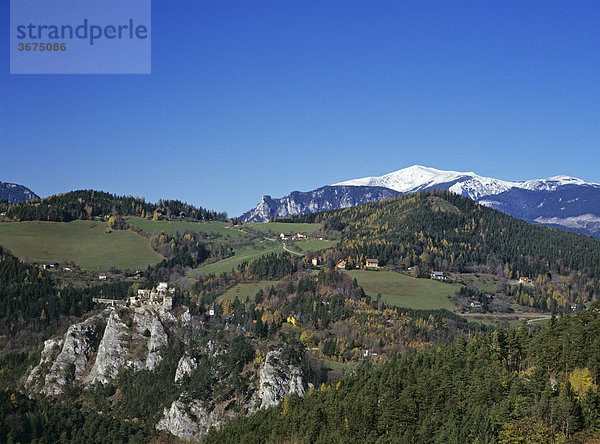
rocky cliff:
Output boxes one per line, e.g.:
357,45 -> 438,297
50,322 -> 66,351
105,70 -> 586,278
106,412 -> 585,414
26,306 -> 184,394
156,348 -> 306,441
240,185 -> 400,222
25,305 -> 306,442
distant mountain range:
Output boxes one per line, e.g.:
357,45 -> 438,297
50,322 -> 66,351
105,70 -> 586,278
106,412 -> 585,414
241,165 -> 600,238
0,181 -> 39,203
240,186 -> 400,222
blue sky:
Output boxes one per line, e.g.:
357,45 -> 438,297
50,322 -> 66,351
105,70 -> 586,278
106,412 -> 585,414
2,1 -> 599,216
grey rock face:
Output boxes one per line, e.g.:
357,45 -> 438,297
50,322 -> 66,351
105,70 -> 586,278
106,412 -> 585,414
240,185 -> 400,223
26,337 -> 64,390
157,349 -> 306,441
253,350 -> 305,410
133,308 -> 169,371
174,354 -> 198,382
85,310 -> 139,385
27,313 -> 105,395
156,397 -> 230,441
27,306 -> 176,394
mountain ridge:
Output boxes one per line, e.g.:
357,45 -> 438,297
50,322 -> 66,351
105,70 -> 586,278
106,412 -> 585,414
239,185 -> 400,223
0,180 -> 39,203
241,165 -> 600,238
335,165 -> 599,199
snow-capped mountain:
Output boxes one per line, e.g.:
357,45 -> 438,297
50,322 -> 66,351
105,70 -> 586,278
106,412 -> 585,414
335,165 -> 513,199
241,165 -> 600,238
335,165 -> 598,200
0,181 -> 39,203
335,165 -> 600,237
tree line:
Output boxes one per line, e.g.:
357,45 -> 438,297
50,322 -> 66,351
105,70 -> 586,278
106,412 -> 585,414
5,189 -> 226,222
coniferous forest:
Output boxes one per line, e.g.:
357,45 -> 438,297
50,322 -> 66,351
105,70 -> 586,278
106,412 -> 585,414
3,190 -> 227,222
283,190 -> 600,310
206,306 -> 600,443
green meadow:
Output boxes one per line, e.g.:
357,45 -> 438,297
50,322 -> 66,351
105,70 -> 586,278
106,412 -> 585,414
458,273 -> 500,293
244,222 -> 321,236
219,280 -> 278,302
293,239 -> 334,252
127,217 -> 245,239
197,243 -> 282,275
346,269 -> 462,311
0,221 -> 163,271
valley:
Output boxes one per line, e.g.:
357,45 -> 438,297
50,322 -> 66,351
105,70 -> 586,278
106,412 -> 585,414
0,188 -> 599,443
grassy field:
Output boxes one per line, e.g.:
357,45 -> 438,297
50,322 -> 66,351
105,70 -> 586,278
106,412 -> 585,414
293,239 -> 334,252
245,222 -> 321,236
458,273 -> 499,293
128,218 -> 245,239
219,280 -> 278,302
0,221 -> 163,271
346,269 -> 462,311
198,243 -> 282,275
198,238 -> 332,275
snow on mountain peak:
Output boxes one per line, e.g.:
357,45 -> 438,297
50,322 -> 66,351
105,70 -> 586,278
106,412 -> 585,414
333,166 -> 598,200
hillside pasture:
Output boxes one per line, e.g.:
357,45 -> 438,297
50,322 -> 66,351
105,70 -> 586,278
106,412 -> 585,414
244,222 -> 321,236
128,217 -> 245,239
219,280 -> 278,302
458,273 -> 500,293
0,221 -> 163,271
197,243 -> 282,275
347,269 -> 461,311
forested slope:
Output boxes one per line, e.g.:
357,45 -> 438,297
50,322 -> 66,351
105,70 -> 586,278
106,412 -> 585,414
282,190 -> 600,310
2,190 -> 226,222
205,306 -> 600,443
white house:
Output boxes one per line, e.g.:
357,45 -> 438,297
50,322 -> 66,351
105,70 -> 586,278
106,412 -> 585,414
365,259 -> 379,269
431,271 -> 446,280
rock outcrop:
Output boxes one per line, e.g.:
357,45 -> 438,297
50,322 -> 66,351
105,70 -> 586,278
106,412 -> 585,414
240,185 -> 400,223
156,397 -> 230,441
156,348 -> 306,441
26,306 -> 177,394
174,353 -> 198,383
85,310 -> 141,385
253,350 -> 305,410
27,312 -> 105,395
26,305 -> 307,442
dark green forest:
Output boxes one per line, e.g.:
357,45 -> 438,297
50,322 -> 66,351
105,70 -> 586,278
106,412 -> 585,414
282,190 -> 600,310
205,306 -> 600,444
4,190 -> 226,222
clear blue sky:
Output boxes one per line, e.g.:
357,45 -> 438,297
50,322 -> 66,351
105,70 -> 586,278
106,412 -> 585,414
2,1 -> 599,216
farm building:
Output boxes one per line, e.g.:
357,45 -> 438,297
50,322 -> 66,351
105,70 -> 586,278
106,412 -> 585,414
365,259 -> 379,268
431,271 -> 446,280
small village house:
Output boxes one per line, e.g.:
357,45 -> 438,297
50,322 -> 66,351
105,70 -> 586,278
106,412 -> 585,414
365,259 -> 379,269
336,260 -> 347,270
431,271 -> 446,280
